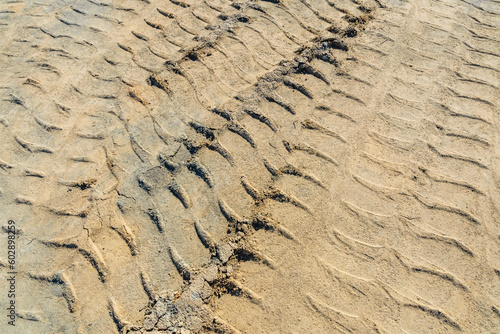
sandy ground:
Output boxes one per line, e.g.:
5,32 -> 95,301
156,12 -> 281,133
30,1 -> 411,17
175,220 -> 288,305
0,0 -> 499,333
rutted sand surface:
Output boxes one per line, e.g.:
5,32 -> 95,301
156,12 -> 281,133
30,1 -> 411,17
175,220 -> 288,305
0,0 -> 499,333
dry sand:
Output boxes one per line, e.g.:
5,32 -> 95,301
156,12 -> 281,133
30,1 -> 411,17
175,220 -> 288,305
0,0 -> 499,333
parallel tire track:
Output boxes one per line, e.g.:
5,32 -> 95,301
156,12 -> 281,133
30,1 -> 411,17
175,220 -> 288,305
0,0 -> 499,333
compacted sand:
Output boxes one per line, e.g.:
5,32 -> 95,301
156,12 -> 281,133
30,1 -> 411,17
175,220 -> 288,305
1,0 -> 499,333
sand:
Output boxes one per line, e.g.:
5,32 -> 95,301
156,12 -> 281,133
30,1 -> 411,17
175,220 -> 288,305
0,0 -> 499,333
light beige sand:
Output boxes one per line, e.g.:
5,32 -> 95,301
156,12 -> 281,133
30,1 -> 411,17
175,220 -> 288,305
0,0 -> 499,333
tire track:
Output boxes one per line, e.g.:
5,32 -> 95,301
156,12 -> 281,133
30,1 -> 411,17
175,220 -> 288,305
1,0 -> 499,333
